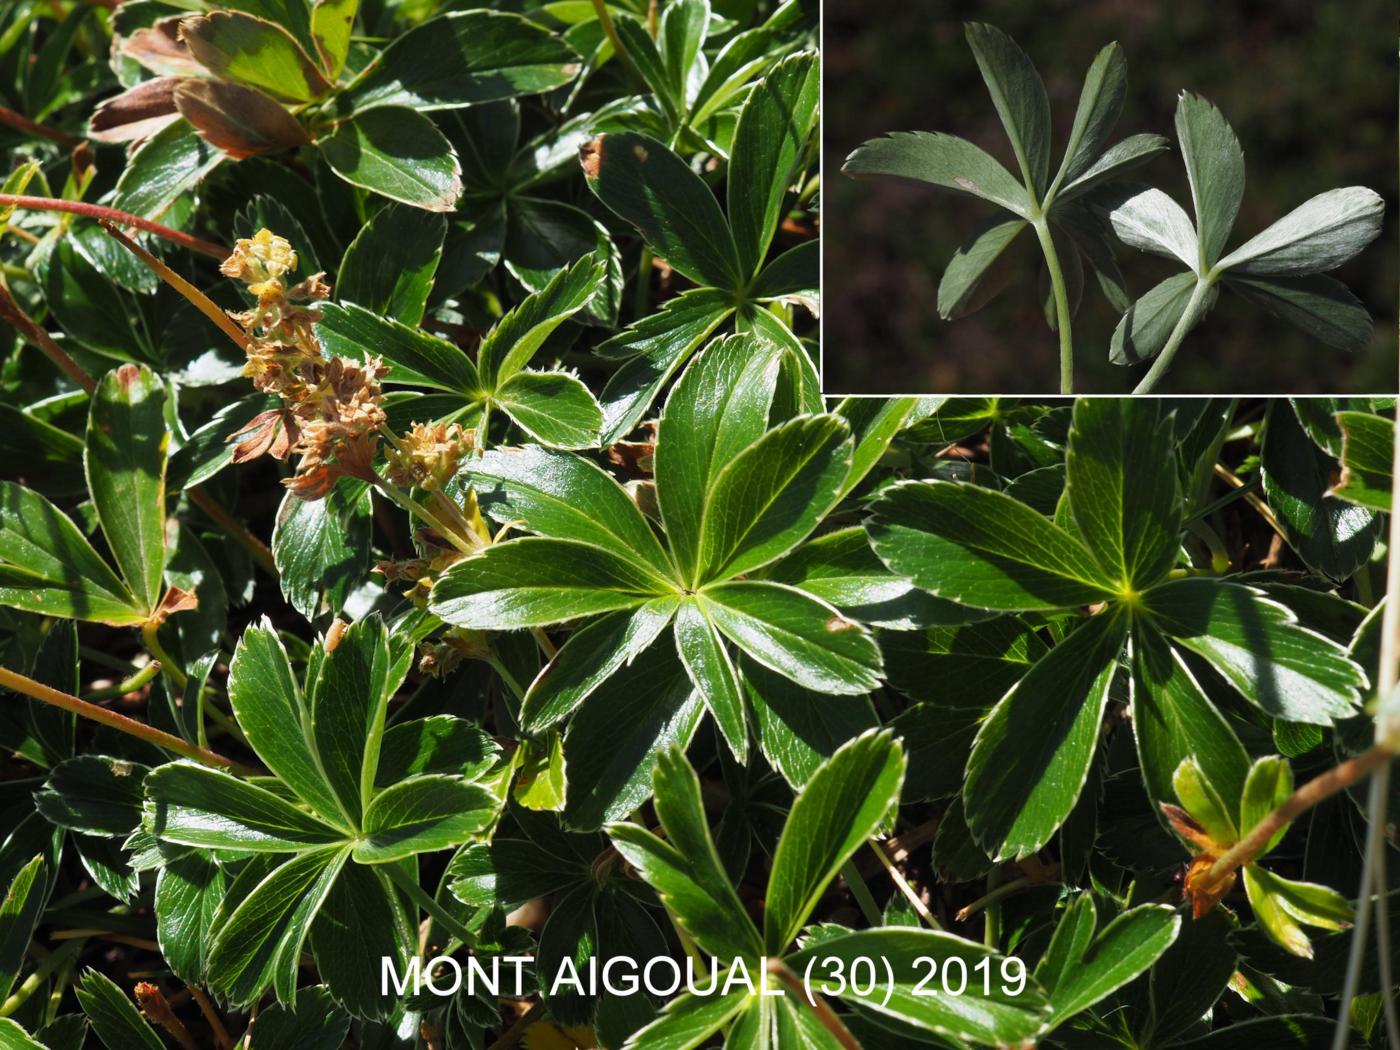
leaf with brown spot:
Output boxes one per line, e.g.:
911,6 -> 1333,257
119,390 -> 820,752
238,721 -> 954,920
173,80 -> 307,159
122,18 -> 207,78
180,11 -> 331,104
89,78 -> 183,144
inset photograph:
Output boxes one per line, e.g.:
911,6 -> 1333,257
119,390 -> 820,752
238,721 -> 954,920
824,1 -> 1397,393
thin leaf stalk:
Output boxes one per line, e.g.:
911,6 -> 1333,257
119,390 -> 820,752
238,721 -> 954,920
1132,277 -> 1213,394
0,938 -> 85,1017
1031,218 -> 1074,394
142,621 -> 188,691
382,862 -> 477,950
1333,364 -> 1400,1048
767,958 -> 864,1050
0,664 -> 253,774
840,859 -> 883,927
0,195 -> 228,259
0,278 -> 98,393
868,840 -> 943,930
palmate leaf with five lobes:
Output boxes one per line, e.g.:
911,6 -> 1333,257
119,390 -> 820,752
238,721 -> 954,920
843,22 -> 1167,326
429,335 -> 909,826
1105,92 -> 1384,374
0,364 -> 179,627
138,615 -> 502,1017
580,49 -> 820,442
866,398 -> 1367,861
316,254 -> 609,448
609,731 -> 1054,1049
101,6 -> 581,210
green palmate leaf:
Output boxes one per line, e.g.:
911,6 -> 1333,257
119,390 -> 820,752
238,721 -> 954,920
881,618 -> 1045,708
563,641 -> 703,830
143,761 -> 344,851
656,334 -> 781,584
374,716 -> 497,785
1106,187 -> 1201,272
430,538 -> 674,629
85,363 -> 169,616
1066,397 -> 1180,590
728,50 -> 818,275
1130,627 -> 1249,814
1239,756 -> 1293,856
320,107 -> 462,212
834,397 -> 921,500
353,775 -> 496,862
964,21 -> 1051,197
842,132 -> 1029,217
1217,187 -> 1384,276
172,80 -> 307,159
786,928 -> 1051,1045
34,755 -> 147,836
309,864 -> 412,1020
673,600 -> 748,762
964,611 -> 1127,860
1242,865 -> 1351,959
937,217 -> 1027,320
180,12 -> 330,103
244,985 -> 351,1048
336,202 -> 445,326
310,0 -> 356,79
0,856 -> 46,1001
0,481 -> 143,625
1172,756 -> 1238,845
493,370 -> 603,450
582,131 -> 743,289
154,853 -> 226,983
606,747 -> 763,962
619,990 -> 748,1050
700,581 -> 882,694
746,659 -> 880,789
341,11 -> 579,113
111,120 -> 225,219
613,16 -> 677,122
1053,42 -> 1126,192
471,445 -> 674,577
658,0 -> 708,106
765,730 -> 904,951
1143,579 -> 1365,724
1056,132 -> 1169,203
228,619 -> 346,827
698,414 -> 851,583
40,240 -> 147,361
478,256 -> 605,387
521,600 -> 678,731
1227,274 -> 1374,353
867,479 -> 1116,611
0,1019 -> 47,1049
1261,400 -> 1382,580
272,480 -> 371,622
595,288 -> 735,443
1038,897 -> 1180,1028
316,302 -> 478,392
752,239 -> 818,310
1175,92 -> 1243,268
1333,410 -> 1392,511
207,844 -> 348,1004
74,970 -> 164,1050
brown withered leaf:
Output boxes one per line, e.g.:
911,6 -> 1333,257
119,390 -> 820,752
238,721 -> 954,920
89,77 -> 183,144
152,585 -> 199,625
121,18 -> 206,78
1183,855 -> 1236,919
173,80 -> 307,159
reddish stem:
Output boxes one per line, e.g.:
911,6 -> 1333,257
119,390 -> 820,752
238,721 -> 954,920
0,105 -> 81,147
0,280 -> 97,393
0,194 -> 227,260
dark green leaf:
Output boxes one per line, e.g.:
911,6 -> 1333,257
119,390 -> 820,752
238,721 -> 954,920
843,131 -> 1029,216
74,970 -> 164,1050
1227,274 -> 1374,353
34,755 -> 147,836
320,107 -> 462,212
964,22 -> 1051,196
494,370 -> 603,449
354,775 -> 496,862
316,302 -> 479,392
336,203 -> 445,326
1333,410 -> 1392,511
1175,92 -> 1243,268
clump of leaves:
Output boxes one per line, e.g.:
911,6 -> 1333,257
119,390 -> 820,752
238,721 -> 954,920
1105,92 -> 1384,392
844,23 -> 1385,394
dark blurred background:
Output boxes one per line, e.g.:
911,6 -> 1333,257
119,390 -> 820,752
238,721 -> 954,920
822,0 -> 1397,394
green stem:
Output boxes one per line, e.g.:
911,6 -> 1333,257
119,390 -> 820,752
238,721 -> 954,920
370,473 -> 475,557
634,247 -> 653,318
81,660 -> 161,700
1032,219 -> 1074,394
141,621 -> 188,691
1132,278 -> 1213,394
383,863 -> 477,950
841,860 -> 883,927
0,938 -> 85,1018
